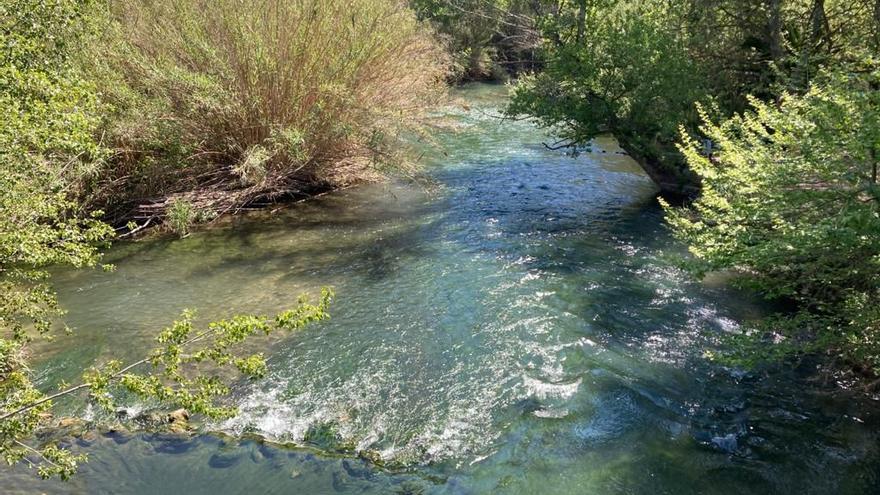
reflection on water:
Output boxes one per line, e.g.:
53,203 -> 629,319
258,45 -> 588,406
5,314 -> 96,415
10,84 -> 880,494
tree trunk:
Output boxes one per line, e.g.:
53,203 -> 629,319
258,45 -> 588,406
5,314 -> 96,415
576,0 -> 587,43
766,0 -> 784,62
809,0 -> 830,51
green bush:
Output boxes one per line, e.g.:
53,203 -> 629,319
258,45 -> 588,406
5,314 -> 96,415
166,199 -> 195,237
0,0 -> 113,335
664,61 -> 880,373
1,0 -> 115,478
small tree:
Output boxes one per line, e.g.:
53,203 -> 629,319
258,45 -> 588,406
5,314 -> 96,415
506,2 -> 707,191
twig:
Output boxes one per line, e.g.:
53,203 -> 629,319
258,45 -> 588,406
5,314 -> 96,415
542,139 -> 576,151
117,217 -> 155,238
14,440 -> 61,469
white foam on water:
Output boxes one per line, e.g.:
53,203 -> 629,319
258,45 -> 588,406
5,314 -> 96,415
220,311 -> 568,467
522,375 -> 582,401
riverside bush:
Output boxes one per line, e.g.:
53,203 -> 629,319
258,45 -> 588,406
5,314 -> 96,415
664,61 -> 880,374
89,0 -> 448,222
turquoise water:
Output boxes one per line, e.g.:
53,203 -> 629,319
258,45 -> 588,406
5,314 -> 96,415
8,84 -> 880,494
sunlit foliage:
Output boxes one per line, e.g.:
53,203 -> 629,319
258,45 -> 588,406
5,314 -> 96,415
507,2 -> 706,192
88,0 -> 449,223
664,60 -> 880,372
507,0 -> 880,193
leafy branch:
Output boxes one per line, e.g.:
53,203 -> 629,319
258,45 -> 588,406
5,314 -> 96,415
1,288 -> 332,479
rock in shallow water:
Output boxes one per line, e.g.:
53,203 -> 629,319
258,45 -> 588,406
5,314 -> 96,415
711,433 -> 738,453
208,450 -> 244,469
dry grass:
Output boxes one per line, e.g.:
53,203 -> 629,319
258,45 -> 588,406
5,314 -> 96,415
91,0 -> 448,224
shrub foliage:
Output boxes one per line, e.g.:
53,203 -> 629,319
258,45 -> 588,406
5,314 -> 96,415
664,61 -> 880,372
91,0 -> 448,223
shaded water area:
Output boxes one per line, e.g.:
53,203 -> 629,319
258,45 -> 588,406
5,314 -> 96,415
8,84 -> 880,494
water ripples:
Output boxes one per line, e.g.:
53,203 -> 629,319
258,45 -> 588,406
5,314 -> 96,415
24,83 -> 880,494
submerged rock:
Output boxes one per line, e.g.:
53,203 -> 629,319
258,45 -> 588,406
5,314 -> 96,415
40,417 -> 88,444
57,417 -> 83,429
133,411 -> 165,427
208,450 -> 244,469
104,427 -> 134,445
167,408 -> 191,433
358,449 -> 385,467
168,408 -> 190,423
76,430 -> 98,447
711,433 -> 738,453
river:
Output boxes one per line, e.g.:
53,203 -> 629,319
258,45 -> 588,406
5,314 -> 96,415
7,84 -> 880,494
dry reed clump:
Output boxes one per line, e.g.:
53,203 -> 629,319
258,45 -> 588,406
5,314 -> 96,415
91,0 -> 448,225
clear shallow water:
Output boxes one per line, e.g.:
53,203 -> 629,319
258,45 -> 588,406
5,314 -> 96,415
9,84 -> 880,494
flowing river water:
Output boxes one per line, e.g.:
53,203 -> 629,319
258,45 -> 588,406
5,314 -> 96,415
8,84 -> 880,494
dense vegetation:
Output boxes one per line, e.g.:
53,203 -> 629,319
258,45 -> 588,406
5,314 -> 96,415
507,2 -> 707,193
412,0 -> 541,80
507,0 -> 880,194
665,63 -> 880,375
503,1 -> 880,377
1,0 -> 438,479
92,0 -> 447,225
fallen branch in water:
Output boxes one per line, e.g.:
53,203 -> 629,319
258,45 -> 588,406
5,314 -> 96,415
542,139 -> 576,151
